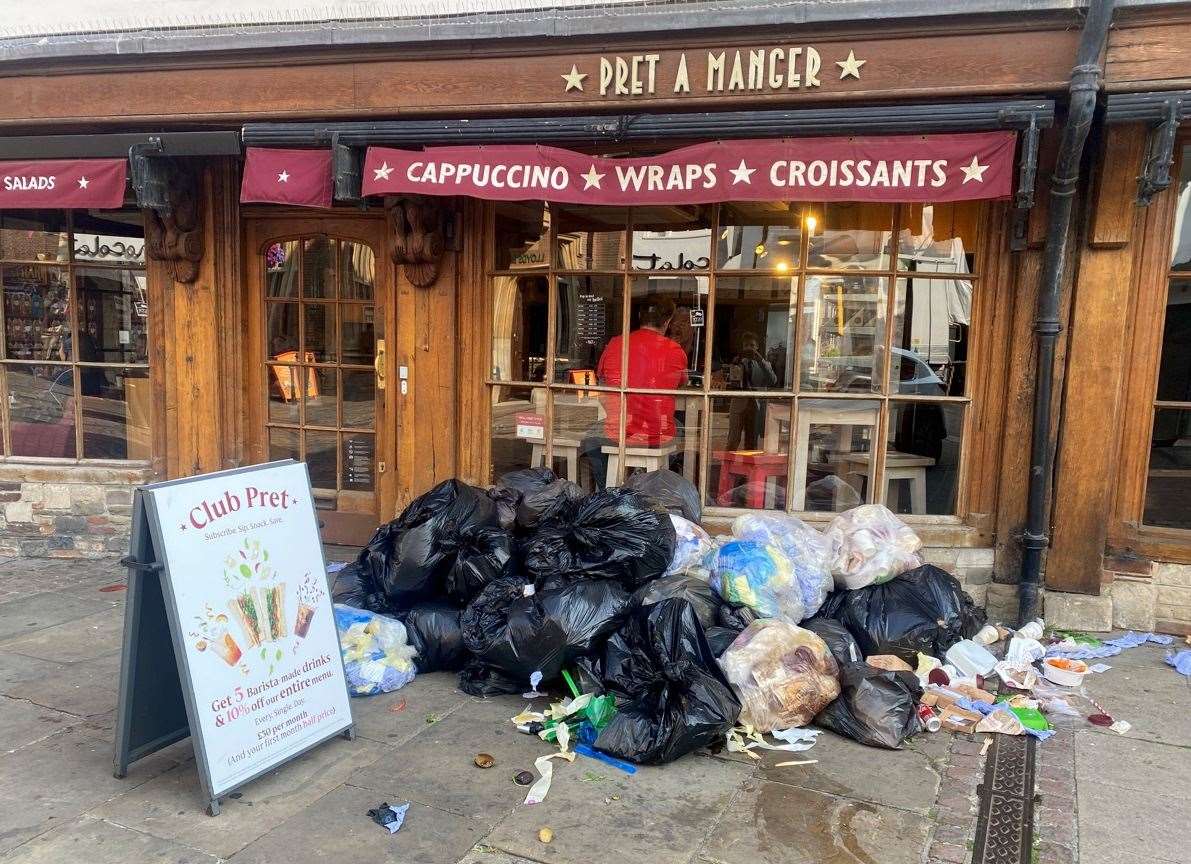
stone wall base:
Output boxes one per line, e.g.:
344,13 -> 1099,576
1042,562 -> 1191,635
0,478 -> 133,559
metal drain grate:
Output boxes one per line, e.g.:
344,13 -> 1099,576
971,732 -> 1036,864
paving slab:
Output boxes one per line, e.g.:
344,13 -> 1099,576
1,815 -> 219,864
0,652 -> 61,692
94,734 -> 386,859
0,593 -> 116,642
2,653 -> 120,719
753,729 -> 943,815
229,783 -> 489,864
484,749 -> 752,864
349,694 -> 558,824
1075,730 -> 1191,800
350,671 -> 471,747
456,850 -> 542,864
0,726 -> 183,856
1077,771 -> 1188,864
0,608 -> 125,664
0,694 -> 82,751
700,777 -> 931,864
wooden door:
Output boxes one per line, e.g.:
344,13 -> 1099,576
244,216 -> 394,545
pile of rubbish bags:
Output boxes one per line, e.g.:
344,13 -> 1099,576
333,469 -> 999,763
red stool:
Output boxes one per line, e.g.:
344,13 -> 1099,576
715,450 -> 789,509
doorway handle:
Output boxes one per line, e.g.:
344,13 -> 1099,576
375,339 -> 386,390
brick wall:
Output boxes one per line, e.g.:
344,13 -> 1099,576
0,468 -> 145,559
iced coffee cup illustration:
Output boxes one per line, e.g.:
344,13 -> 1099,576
293,602 -> 315,639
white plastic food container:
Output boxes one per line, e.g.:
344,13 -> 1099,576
1042,658 -> 1088,687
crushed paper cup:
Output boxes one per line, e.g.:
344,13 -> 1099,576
1006,636 -> 1046,664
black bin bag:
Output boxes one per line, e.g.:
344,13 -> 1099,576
632,574 -> 721,629
331,562 -> 387,613
495,467 -> 584,531
814,661 -> 923,750
801,616 -> 863,667
400,603 -> 469,673
363,480 -> 502,609
819,564 -> 987,663
624,468 -> 701,523
460,576 -> 633,692
523,488 -> 676,590
578,598 -> 741,765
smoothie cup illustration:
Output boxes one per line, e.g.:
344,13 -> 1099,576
210,632 -> 243,666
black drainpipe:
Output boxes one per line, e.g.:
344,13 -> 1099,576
1018,0 -> 1116,625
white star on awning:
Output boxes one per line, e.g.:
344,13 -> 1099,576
580,164 -> 605,190
729,160 -> 755,185
373,162 -> 394,181
277,170 -> 290,183
960,156 -> 989,184
77,176 -> 89,189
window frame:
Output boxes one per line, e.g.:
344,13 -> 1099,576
0,208 -> 153,466
482,198 -> 994,525
1112,135 -> 1191,559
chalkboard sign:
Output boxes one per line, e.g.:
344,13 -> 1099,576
575,292 -> 607,347
113,461 -> 354,816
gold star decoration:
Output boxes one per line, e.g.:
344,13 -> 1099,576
561,64 -> 588,92
836,50 -> 866,80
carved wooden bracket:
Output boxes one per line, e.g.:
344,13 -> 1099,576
390,197 -> 447,288
143,160 -> 203,284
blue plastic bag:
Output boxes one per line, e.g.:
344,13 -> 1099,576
334,604 -> 417,696
705,540 -> 806,623
732,512 -> 833,616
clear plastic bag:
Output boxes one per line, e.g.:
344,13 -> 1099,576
719,620 -> 840,730
334,604 -> 417,696
667,515 -> 714,576
705,540 -> 806,623
731,512 -> 833,616
823,504 -> 924,590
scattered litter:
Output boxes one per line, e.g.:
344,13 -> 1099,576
537,827 -> 554,844
425,713 -> 441,725
973,624 -> 1000,646
580,771 -> 608,782
326,561 -> 349,574
524,752 -> 576,805
1006,636 -> 1045,664
388,698 -> 407,714
1110,720 -> 1132,735
867,655 -> 914,673
1087,663 -> 1112,674
1165,649 -> 1191,677
774,759 -> 818,767
474,753 -> 495,769
1042,658 -> 1088,687
99,583 -> 127,593
575,743 -> 637,775
979,737 -> 993,756
367,801 -> 410,834
603,795 -> 621,805
945,640 -> 997,678
513,771 -> 534,786
994,661 -> 1038,690
975,707 -> 1024,736
1017,620 -> 1044,640
1088,713 -> 1114,727
522,671 -> 545,700
1047,630 -> 1173,661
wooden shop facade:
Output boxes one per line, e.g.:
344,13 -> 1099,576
0,0 -> 1188,630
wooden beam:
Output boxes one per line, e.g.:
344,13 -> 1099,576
1046,125 -> 1149,593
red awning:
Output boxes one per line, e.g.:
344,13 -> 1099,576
0,158 -> 127,209
362,132 -> 1015,205
240,148 -> 333,209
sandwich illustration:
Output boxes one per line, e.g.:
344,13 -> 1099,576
229,590 -> 264,647
258,583 -> 287,641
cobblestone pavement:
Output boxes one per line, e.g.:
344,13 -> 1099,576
0,556 -> 1184,864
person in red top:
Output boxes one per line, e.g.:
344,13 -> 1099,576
582,297 -> 688,488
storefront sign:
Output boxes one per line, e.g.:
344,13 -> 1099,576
363,132 -> 1015,205
113,461 -> 353,815
0,158 -> 127,209
240,148 -> 333,209
560,45 -> 867,97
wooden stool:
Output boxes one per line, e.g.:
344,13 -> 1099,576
840,450 -> 935,514
530,437 -> 586,485
602,443 -> 676,487
715,450 -> 789,509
